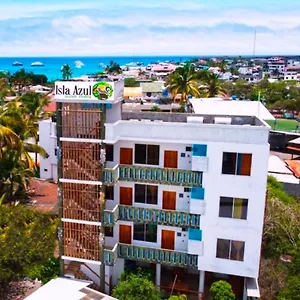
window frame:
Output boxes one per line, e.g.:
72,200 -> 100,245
216,239 -> 245,262
219,197 -> 248,220
134,184 -> 158,205
133,223 -> 157,243
134,144 -> 159,166
222,152 -> 252,176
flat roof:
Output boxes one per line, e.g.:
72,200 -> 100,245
189,98 -> 275,120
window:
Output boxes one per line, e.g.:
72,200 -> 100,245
106,144 -> 114,162
135,144 -> 159,165
186,146 -> 192,152
216,239 -> 245,261
219,197 -> 248,220
105,186 -> 114,200
222,152 -> 252,176
104,227 -> 114,237
55,148 -> 58,156
133,223 -> 157,243
135,184 -> 158,205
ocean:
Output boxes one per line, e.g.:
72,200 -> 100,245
0,56 -> 193,81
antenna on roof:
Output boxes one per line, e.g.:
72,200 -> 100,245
253,28 -> 257,58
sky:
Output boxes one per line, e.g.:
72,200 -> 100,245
0,0 -> 300,56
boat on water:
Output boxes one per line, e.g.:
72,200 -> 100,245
31,61 -> 44,67
12,61 -> 23,66
74,60 -> 84,68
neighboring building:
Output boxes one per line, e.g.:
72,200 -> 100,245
39,80 -> 270,299
140,81 -> 165,101
267,57 -> 285,73
283,71 -> 298,81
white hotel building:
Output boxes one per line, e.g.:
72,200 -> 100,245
39,79 -> 270,299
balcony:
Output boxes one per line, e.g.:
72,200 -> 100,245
117,243 -> 198,269
104,205 -> 201,228
187,229 -> 203,257
104,165 -> 202,187
191,144 -> 208,172
190,187 -> 206,215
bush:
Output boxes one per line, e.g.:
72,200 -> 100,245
210,280 -> 235,300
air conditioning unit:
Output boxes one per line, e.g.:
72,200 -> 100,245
187,116 -> 204,123
214,117 -> 231,125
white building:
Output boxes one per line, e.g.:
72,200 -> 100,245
267,57 -> 285,73
39,80 -> 270,299
283,71 -> 298,81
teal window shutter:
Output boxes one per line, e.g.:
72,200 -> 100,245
188,229 -> 202,241
191,187 -> 205,200
192,144 -> 207,156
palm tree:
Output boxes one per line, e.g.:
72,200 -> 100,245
10,69 -> 32,95
105,61 -> 122,75
61,64 -> 72,80
168,63 -> 200,104
201,73 -> 227,98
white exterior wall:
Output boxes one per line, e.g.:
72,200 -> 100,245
39,120 -> 58,182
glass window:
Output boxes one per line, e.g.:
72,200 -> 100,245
219,197 -> 248,220
133,223 -> 144,241
219,197 -> 233,218
105,186 -> 114,200
133,223 -> 157,243
222,152 -> 252,176
147,145 -> 159,165
216,239 -> 230,259
222,152 -> 237,175
230,241 -> 245,261
135,144 -> 147,164
104,227 -> 114,237
134,144 -> 159,165
147,185 -> 158,205
134,184 -> 158,205
106,144 -> 114,162
135,184 -> 146,203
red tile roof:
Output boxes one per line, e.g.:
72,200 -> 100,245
286,160 -> 300,178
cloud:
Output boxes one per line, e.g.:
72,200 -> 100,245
0,2 -> 300,56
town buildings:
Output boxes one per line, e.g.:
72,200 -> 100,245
39,79 -> 270,299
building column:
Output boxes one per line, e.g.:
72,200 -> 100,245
199,270 -> 205,298
156,264 -> 161,290
105,265 -> 112,295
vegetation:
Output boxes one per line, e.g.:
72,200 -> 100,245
0,206 -> 58,293
105,61 -> 122,75
210,280 -> 235,300
124,77 -> 140,87
61,64 -> 72,80
112,271 -> 162,300
259,176 -> 300,299
266,119 -> 299,132
0,93 -> 50,204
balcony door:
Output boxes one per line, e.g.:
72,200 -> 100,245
120,148 -> 133,165
161,230 -> 175,250
164,151 -> 178,168
119,225 -> 132,244
162,191 -> 176,210
120,187 -> 133,206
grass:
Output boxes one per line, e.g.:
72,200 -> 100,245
266,119 -> 300,132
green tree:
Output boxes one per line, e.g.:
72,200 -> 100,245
201,73 -> 227,97
124,78 -> 140,87
61,64 -> 72,80
278,276 -> 300,300
168,63 -> 200,104
112,271 -> 162,300
10,68 -> 32,95
105,61 -> 122,75
210,280 -> 235,300
169,295 -> 187,300
0,206 -> 57,291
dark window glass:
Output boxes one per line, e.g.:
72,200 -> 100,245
186,146 -> 192,152
237,153 -> 252,176
230,241 -> 245,261
135,184 -> 146,203
106,144 -> 114,162
104,227 -> 114,237
233,198 -> 248,220
147,185 -> 158,204
181,153 -> 186,157
184,188 -> 191,192
133,223 -> 144,241
135,144 -> 147,164
147,145 -> 159,165
222,152 -> 237,175
55,148 -> 58,156
105,186 -> 114,200
146,224 -> 157,242
219,197 -> 234,218
216,239 -> 230,259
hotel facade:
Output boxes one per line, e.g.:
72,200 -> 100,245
39,79 -> 270,299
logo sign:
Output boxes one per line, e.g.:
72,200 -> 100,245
55,81 -> 115,101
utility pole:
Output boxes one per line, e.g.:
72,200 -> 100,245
253,29 -> 257,58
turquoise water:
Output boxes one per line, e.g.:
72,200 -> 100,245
0,56 -> 193,81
